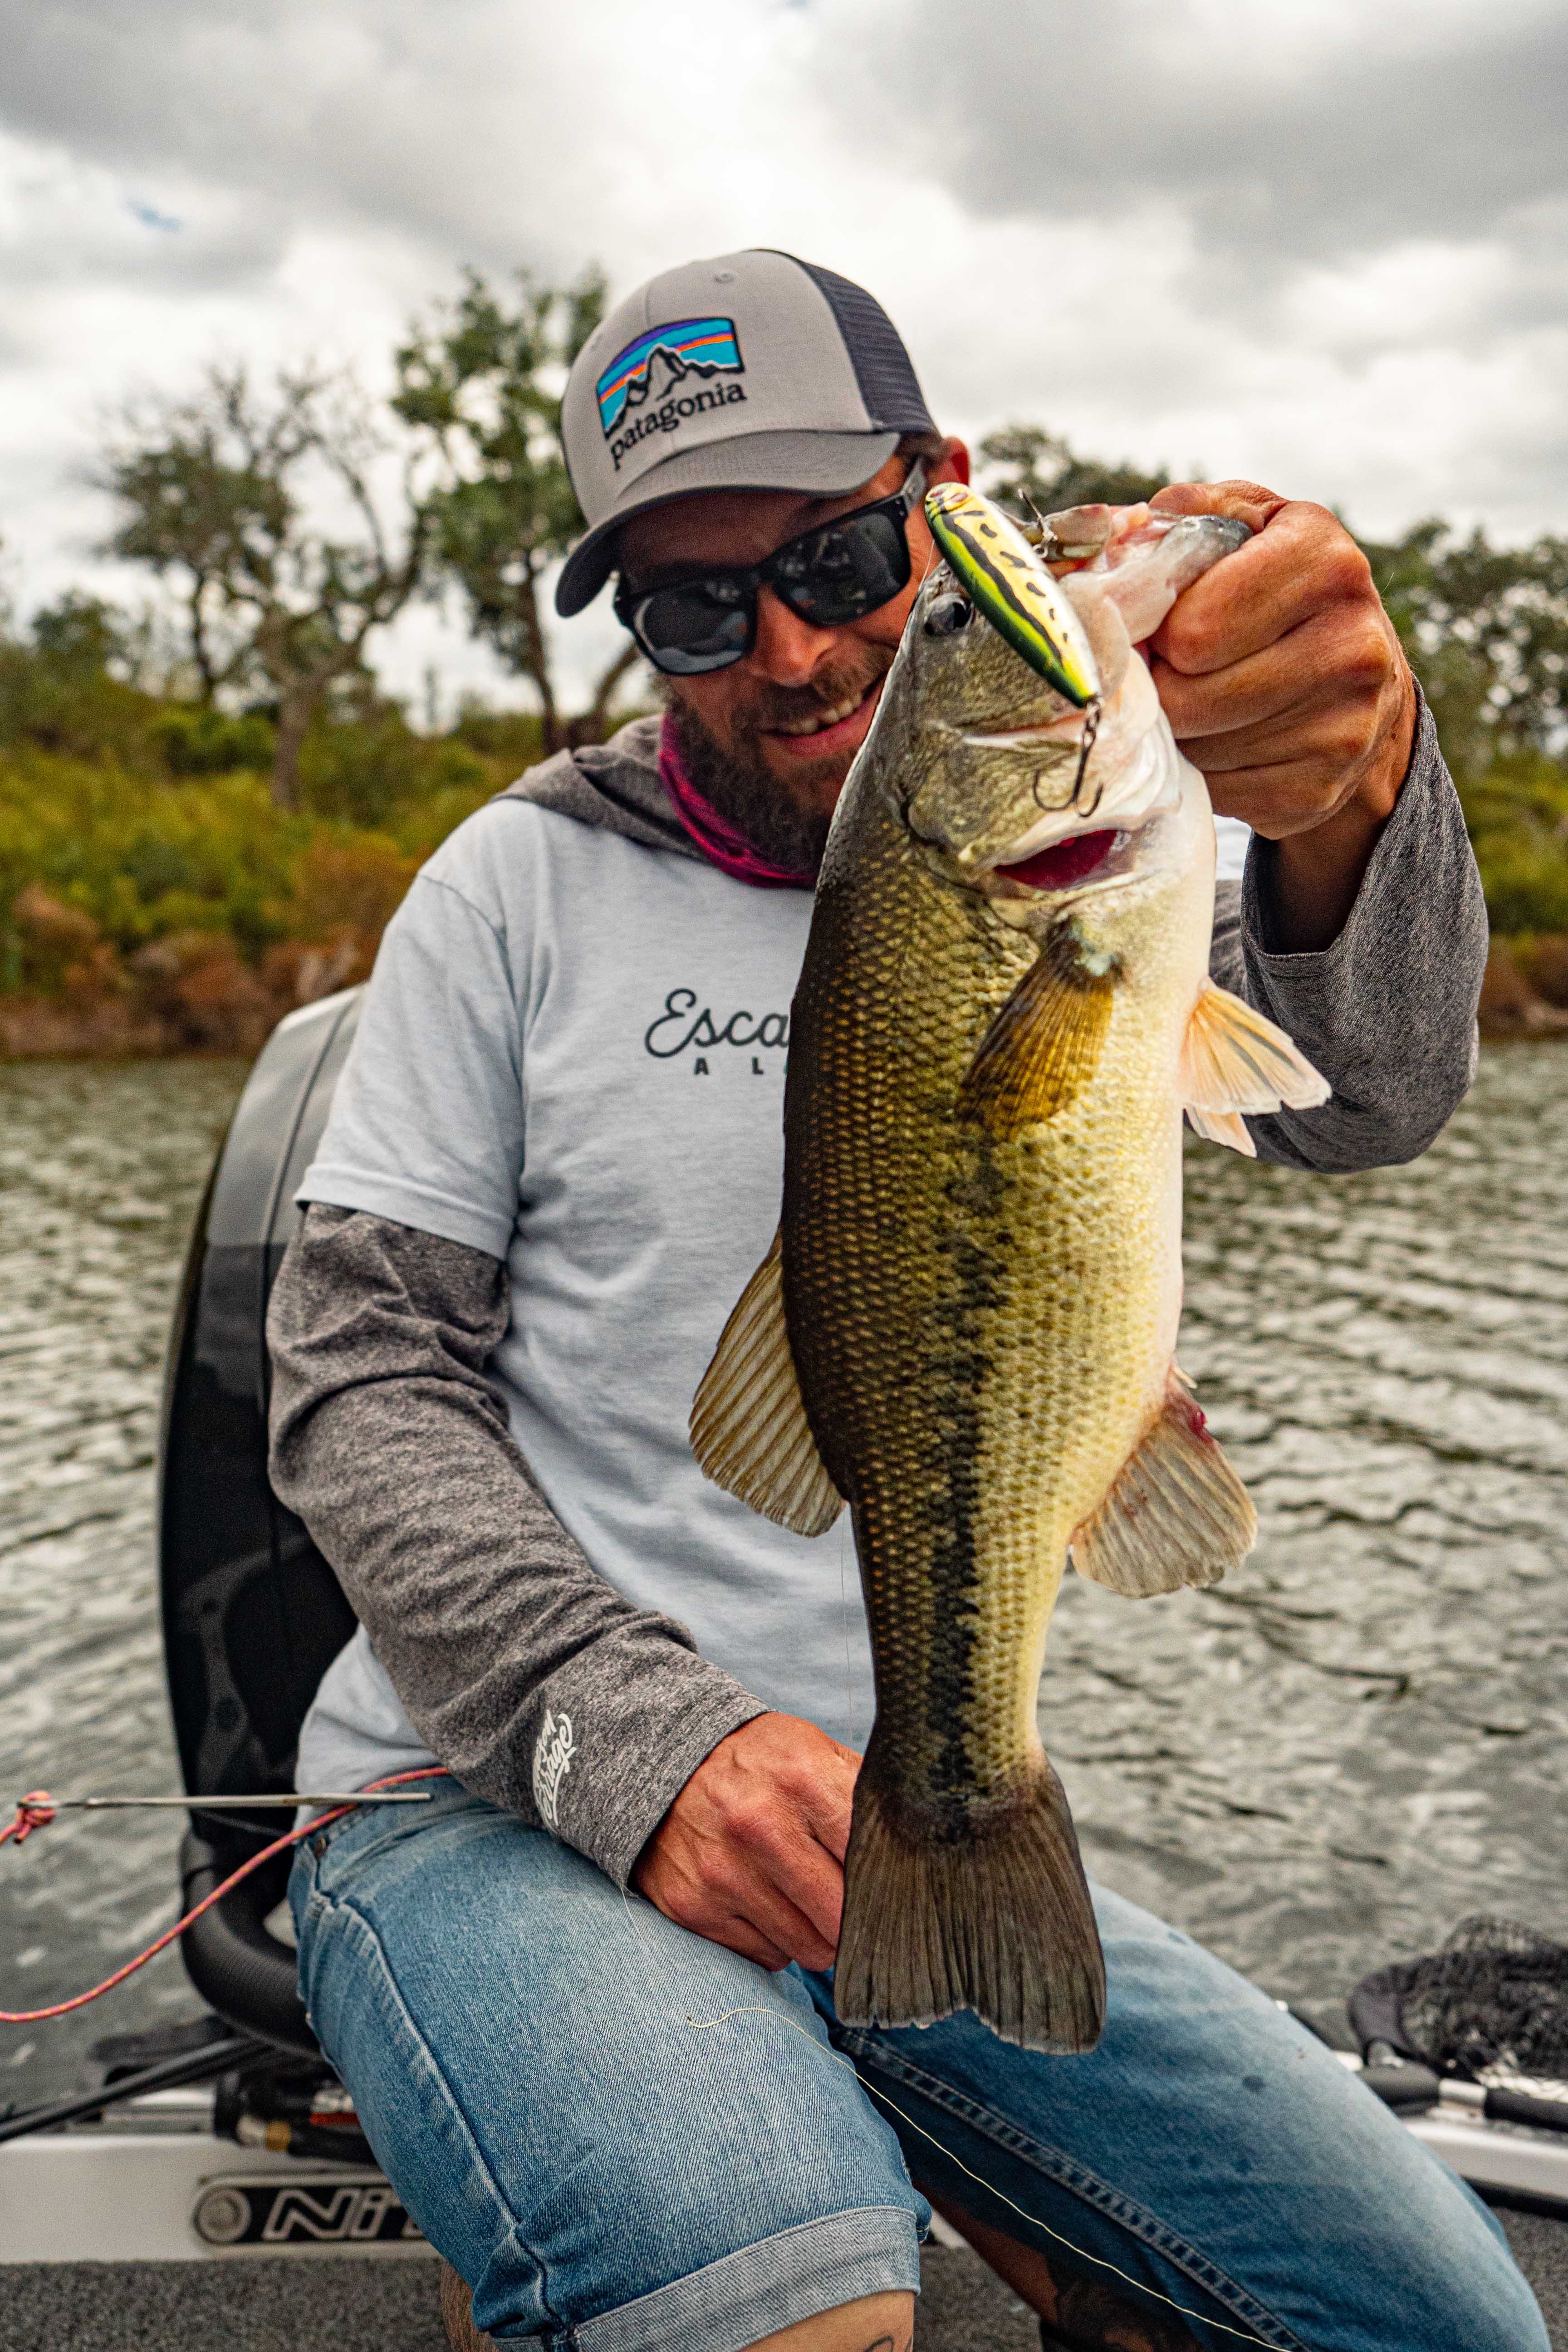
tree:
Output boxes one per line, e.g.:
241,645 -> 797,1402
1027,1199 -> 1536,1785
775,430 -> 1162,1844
100,365 -> 436,809
394,269 -> 642,754
976,425 -> 1167,522
28,590 -> 130,679
1361,522 -> 1568,779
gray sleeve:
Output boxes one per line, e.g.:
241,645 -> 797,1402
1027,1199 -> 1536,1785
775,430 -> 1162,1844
1205,693 -> 1484,1171
267,1204 -> 766,1887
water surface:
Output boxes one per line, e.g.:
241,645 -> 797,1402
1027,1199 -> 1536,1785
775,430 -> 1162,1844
1,1045 -> 1565,2105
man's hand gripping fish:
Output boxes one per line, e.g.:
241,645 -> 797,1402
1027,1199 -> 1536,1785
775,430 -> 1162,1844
691,485 -> 1330,2053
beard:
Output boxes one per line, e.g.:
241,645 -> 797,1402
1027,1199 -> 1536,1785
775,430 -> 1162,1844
662,645 -> 895,876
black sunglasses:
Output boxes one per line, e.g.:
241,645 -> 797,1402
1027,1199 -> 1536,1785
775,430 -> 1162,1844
614,461 -> 928,676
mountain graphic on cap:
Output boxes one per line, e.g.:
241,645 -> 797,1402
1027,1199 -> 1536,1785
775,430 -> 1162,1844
595,318 -> 744,436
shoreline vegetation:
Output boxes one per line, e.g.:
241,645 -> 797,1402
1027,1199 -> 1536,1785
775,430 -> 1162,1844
5,645 -> 1565,1058
0,684 -> 543,1058
3,273 -> 1565,1059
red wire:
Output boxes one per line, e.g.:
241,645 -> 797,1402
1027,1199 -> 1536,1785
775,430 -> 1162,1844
0,1768 -> 450,2025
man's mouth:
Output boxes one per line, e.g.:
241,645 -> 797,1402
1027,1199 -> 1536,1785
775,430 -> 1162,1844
762,680 -> 882,757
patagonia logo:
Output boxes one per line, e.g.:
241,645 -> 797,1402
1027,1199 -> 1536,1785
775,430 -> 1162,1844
532,1708 -> 576,1830
597,316 -> 748,469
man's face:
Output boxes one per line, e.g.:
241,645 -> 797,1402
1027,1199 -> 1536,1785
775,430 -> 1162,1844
616,439 -> 969,866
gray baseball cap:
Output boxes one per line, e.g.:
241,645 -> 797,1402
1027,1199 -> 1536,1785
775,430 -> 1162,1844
554,249 -> 937,617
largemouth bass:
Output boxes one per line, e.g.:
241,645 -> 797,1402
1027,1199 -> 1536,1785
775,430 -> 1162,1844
692,489 -> 1328,2052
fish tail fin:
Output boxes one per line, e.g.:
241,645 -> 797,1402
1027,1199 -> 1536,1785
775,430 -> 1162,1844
835,1753 -> 1105,2054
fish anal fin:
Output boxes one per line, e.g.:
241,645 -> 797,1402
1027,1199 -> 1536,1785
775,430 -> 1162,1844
835,1750 -> 1105,2054
690,1228 -> 844,1538
958,926 -> 1116,1141
1181,980 -> 1329,1157
1071,1369 -> 1257,1597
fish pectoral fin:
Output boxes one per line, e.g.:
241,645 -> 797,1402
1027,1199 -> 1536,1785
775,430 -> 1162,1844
1071,1369 -> 1257,1597
1181,980 -> 1330,1155
957,926 -> 1117,1141
689,1227 -> 844,1538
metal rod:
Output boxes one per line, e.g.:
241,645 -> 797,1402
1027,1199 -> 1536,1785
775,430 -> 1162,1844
30,1793 -> 434,1811
0,2033 -> 264,2147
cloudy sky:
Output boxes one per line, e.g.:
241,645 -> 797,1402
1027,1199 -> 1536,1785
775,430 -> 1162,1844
0,0 -> 1563,709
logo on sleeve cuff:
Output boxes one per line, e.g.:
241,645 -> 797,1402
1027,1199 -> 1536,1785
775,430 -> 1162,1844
532,1708 -> 577,1830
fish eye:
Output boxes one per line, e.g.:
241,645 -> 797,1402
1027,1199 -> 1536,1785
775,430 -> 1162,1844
924,593 -> 973,638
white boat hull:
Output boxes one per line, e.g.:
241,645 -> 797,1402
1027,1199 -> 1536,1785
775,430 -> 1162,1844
0,2119 -> 432,2263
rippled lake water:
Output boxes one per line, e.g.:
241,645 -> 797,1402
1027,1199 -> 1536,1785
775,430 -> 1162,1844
2,1045 -> 1567,2107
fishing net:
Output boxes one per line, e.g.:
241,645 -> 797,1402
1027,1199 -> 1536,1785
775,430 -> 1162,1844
1349,1916 -> 1568,2080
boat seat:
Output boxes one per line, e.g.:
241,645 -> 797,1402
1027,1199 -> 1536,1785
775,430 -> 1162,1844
159,989 -> 366,2056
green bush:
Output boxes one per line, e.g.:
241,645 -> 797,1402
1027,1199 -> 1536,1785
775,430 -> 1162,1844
159,707 -> 277,775
1456,752 -> 1568,938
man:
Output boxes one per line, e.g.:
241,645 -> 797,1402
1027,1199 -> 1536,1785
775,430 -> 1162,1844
270,251 -> 1542,2352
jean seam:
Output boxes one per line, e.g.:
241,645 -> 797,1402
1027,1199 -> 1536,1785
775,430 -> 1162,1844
329,1893 -> 567,2340
838,2034 -> 1309,2352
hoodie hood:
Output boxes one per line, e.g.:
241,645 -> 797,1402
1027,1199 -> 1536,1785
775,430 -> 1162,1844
494,715 -> 704,862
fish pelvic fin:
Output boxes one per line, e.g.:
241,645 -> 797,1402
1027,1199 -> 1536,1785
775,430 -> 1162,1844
835,1752 -> 1105,2054
1181,979 -> 1330,1156
1071,1368 -> 1257,1598
690,1226 -> 845,1538
957,925 -> 1117,1142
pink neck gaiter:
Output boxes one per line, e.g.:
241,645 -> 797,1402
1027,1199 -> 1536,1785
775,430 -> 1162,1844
657,715 -> 818,891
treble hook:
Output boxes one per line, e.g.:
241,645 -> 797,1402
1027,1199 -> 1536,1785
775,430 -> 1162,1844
1071,696 -> 1104,817
1029,695 -> 1104,818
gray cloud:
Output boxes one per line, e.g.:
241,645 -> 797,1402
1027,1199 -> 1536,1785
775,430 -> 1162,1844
0,0 -> 1560,668
0,0 -> 594,288
817,0 -> 1568,268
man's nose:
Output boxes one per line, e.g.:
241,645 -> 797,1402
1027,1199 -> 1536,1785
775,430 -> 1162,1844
747,584 -> 841,686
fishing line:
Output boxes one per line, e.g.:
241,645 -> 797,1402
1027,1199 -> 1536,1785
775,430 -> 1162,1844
838,1511 -> 855,1738
613,1886 -> 1273,2349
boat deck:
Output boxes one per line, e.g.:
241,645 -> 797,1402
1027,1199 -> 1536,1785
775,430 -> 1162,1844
4,2228 -> 1567,2351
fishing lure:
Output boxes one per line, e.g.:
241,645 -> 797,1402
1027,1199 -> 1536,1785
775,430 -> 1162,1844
925,481 -> 1101,709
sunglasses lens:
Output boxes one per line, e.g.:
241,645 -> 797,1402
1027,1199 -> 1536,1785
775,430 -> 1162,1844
776,511 -> 909,625
633,583 -> 752,674
622,476 -> 918,673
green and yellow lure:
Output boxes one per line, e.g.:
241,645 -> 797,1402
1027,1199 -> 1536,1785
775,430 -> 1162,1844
925,482 -> 1101,709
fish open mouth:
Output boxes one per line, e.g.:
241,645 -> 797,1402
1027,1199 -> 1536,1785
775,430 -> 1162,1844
993,829 -> 1120,892
961,716 -> 1085,754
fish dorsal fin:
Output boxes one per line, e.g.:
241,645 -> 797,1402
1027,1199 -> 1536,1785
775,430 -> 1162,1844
690,1228 -> 845,1538
1181,980 -> 1330,1158
1072,1369 -> 1257,1597
958,927 -> 1117,1142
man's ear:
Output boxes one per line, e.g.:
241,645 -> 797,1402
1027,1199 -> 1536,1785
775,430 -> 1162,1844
927,437 -> 971,489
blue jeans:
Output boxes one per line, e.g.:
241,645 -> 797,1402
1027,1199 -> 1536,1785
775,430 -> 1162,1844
290,1785 -> 1545,2351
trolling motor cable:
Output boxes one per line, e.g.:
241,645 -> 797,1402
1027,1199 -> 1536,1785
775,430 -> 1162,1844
0,1769 -> 450,2024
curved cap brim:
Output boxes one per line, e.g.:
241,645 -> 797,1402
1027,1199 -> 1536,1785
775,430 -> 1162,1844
554,426 -> 902,616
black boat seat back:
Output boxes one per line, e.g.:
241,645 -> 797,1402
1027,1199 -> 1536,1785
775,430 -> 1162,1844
159,988 -> 364,2053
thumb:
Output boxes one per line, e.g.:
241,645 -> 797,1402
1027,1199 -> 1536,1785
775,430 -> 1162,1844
1151,478 -> 1290,534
